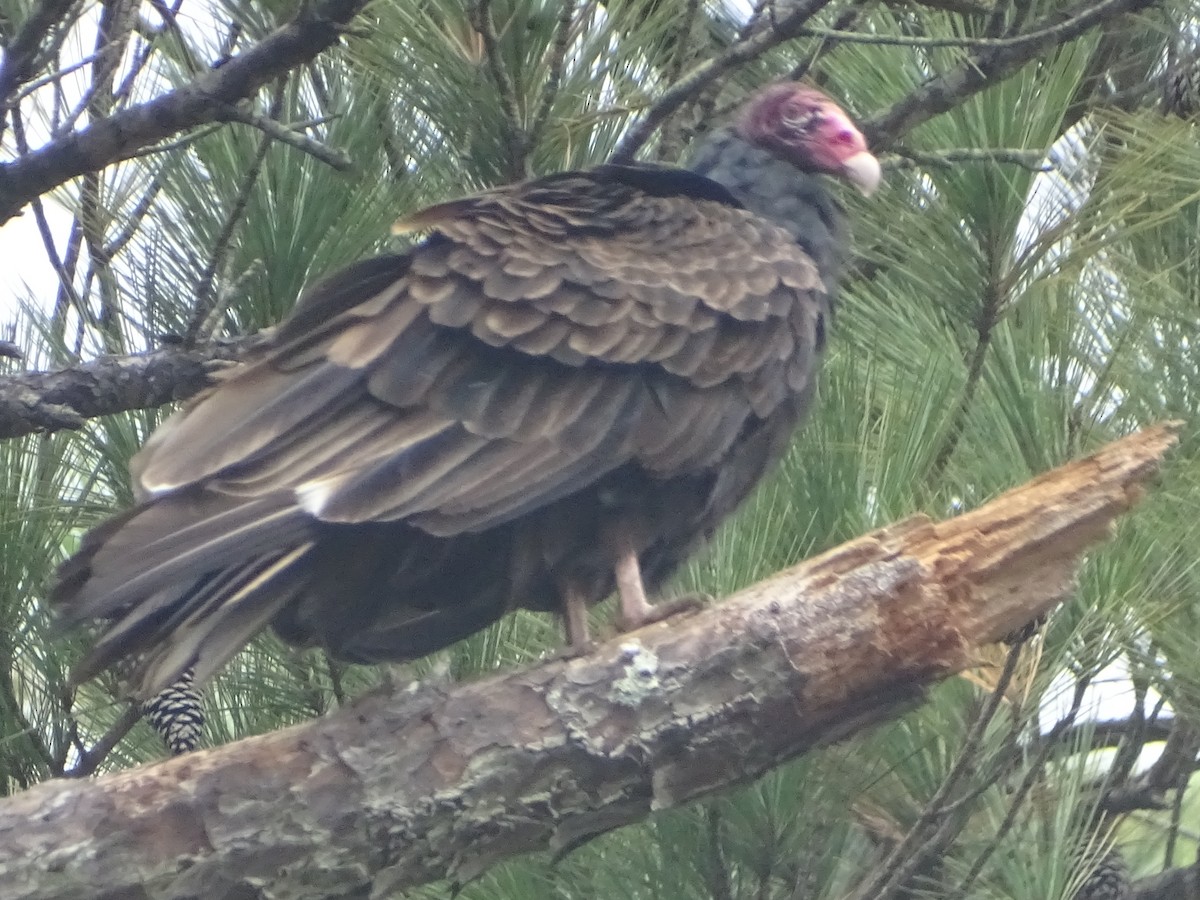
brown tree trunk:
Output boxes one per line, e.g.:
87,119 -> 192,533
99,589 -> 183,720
0,424 -> 1179,900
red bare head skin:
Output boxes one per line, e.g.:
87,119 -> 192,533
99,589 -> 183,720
737,83 -> 881,195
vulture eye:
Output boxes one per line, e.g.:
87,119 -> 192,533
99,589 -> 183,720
781,108 -> 817,132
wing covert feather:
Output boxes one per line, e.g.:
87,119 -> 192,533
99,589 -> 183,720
134,166 -> 828,539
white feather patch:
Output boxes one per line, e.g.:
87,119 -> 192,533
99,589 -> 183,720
296,479 -> 338,515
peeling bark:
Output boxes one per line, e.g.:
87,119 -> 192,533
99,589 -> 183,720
0,424 -> 1179,900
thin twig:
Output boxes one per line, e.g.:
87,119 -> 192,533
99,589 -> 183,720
528,0 -> 576,147
885,146 -> 1053,171
52,0 -> 137,139
888,0 -> 996,14
1165,770 -> 1186,869
789,3 -> 868,82
677,0 -> 774,152
217,20 -> 245,65
737,0 -> 772,42
8,114 -> 86,336
802,10 -> 1144,49
7,50 -> 100,105
864,0 -> 1158,148
216,101 -> 353,170
122,123 -> 227,160
146,0 -> 204,76
853,642 -> 1026,900
947,677 -> 1091,900
75,0 -> 139,355
472,0 -> 528,178
927,278 -> 1002,484
58,223 -> 89,350
667,0 -> 705,86
610,0 -> 835,163
102,173 -> 165,259
0,0 -> 372,225
473,0 -> 521,127
655,0 -> 706,162
34,4 -> 81,132
0,664 -> 60,783
1108,666 -> 1149,785
187,83 -> 286,343
0,0 -> 79,141
110,25 -> 165,107
1046,716 -> 1173,755
62,705 -> 141,778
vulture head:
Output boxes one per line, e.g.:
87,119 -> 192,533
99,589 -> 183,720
738,83 -> 881,196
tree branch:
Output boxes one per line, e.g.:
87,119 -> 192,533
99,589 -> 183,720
1051,716 -> 1174,755
528,0 -> 576,148
1098,717 -> 1200,814
0,0 -> 369,225
884,147 -> 1052,171
0,335 -> 262,440
857,643 -> 1025,900
609,0 -> 835,163
0,424 -> 1179,899
472,0 -> 528,180
0,0 -> 79,140
186,83 -> 286,344
215,101 -> 353,171
864,0 -> 1158,149
610,0 -> 1150,165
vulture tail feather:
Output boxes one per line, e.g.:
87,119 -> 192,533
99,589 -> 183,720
54,492 -> 316,694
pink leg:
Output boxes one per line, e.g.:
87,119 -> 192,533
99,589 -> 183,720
562,584 -> 592,650
613,540 -> 703,631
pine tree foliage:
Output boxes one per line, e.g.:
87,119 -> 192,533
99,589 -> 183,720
2,0 -> 1200,894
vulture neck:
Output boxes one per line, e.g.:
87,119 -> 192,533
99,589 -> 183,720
687,126 -> 848,291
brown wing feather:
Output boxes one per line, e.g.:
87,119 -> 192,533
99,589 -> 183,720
135,170 -> 825,533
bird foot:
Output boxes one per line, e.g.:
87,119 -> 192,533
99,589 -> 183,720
545,639 -> 596,663
616,593 -> 708,632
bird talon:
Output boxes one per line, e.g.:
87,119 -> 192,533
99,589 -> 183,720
616,593 -> 707,632
545,640 -> 595,662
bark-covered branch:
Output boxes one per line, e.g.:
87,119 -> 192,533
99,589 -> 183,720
1098,718 -> 1200,814
610,0 -> 1154,164
0,335 -> 261,439
0,424 -> 1179,900
0,0 -> 78,134
0,0 -> 369,225
610,0 -> 834,163
863,0 -> 1158,147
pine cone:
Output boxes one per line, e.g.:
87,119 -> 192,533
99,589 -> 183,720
1163,57 -> 1200,119
1073,848 -> 1131,900
141,667 -> 205,755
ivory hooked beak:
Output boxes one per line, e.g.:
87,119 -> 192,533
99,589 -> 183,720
843,151 -> 882,197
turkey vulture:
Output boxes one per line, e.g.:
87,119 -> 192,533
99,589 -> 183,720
55,83 -> 880,695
